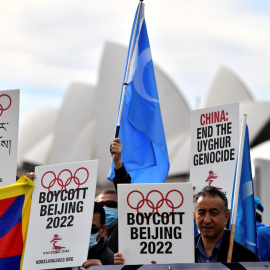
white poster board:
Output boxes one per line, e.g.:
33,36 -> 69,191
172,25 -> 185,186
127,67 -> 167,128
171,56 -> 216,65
118,183 -> 194,265
23,160 -> 98,270
0,89 -> 19,187
190,102 -> 239,205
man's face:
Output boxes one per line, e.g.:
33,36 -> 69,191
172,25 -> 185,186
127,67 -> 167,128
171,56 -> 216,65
95,193 -> 118,208
195,195 -> 229,241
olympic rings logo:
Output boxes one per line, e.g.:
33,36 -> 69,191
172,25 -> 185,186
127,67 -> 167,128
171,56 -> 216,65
41,167 -> 89,192
0,94 -> 12,117
127,189 -> 184,215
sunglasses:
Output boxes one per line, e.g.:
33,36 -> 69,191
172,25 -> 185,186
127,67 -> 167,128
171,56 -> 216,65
98,201 -> 118,208
91,225 -> 103,234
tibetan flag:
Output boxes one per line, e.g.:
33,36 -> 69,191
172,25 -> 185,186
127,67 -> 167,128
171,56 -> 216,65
108,2 -> 170,183
230,125 -> 257,254
0,176 -> 34,270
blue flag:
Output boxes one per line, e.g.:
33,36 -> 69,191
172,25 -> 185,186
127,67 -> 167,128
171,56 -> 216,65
194,218 -> 199,237
230,125 -> 257,254
108,2 -> 170,183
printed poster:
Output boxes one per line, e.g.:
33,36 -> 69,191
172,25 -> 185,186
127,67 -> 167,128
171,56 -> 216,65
190,102 -> 239,205
118,182 -> 194,264
0,89 -> 19,187
23,160 -> 98,270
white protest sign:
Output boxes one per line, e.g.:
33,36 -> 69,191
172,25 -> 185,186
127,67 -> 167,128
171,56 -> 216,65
0,89 -> 19,187
118,182 -> 194,264
23,160 -> 98,270
190,102 -> 239,205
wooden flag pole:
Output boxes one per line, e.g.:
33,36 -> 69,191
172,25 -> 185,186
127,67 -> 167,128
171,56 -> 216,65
115,0 -> 144,138
227,114 -> 247,262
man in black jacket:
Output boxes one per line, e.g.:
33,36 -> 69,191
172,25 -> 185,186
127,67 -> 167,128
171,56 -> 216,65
95,189 -> 119,253
194,186 -> 259,262
81,202 -> 114,269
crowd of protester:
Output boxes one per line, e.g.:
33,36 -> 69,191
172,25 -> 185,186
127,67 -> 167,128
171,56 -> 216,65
23,138 -> 269,269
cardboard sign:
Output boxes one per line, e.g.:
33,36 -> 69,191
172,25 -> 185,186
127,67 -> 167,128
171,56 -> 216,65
190,102 -> 239,205
0,89 -> 19,187
23,160 -> 98,270
118,183 -> 194,264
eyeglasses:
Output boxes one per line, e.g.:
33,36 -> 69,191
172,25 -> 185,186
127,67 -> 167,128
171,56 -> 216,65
91,225 -> 103,234
98,201 -> 118,208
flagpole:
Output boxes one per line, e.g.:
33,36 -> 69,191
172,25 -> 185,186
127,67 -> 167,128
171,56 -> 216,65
227,114 -> 247,262
115,0 -> 144,138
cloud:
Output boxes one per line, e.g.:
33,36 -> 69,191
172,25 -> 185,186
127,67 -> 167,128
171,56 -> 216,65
0,0 -> 270,113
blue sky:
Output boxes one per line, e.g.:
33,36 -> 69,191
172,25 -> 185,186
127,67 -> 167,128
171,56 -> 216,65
0,0 -> 270,118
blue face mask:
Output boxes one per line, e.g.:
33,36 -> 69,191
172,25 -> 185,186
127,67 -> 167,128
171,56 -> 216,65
89,232 -> 99,248
104,207 -> 118,229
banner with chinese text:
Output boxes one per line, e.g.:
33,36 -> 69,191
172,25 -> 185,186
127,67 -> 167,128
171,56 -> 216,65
0,89 -> 19,187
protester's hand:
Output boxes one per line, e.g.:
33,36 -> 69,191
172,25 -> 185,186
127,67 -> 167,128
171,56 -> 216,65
110,138 -> 123,170
82,259 -> 102,268
114,252 -> 125,265
26,172 -> 36,181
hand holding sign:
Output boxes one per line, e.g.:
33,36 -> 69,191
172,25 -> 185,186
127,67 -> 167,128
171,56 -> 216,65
26,172 -> 36,181
114,253 -> 125,265
82,259 -> 102,268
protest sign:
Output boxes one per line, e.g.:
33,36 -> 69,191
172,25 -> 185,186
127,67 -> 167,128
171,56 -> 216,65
0,89 -> 19,187
118,182 -> 194,264
190,102 -> 239,205
22,160 -> 98,270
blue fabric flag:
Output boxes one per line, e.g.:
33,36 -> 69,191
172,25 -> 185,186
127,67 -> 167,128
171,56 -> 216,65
194,218 -> 199,237
0,176 -> 34,270
230,125 -> 257,254
108,2 -> 170,183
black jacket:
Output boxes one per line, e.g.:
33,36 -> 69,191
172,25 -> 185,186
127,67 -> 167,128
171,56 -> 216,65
103,165 -> 131,254
195,230 -> 259,262
87,237 -> 114,265
105,224 -> 118,254
113,164 -> 132,194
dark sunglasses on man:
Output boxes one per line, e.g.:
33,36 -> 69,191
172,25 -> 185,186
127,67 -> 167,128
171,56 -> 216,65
98,200 -> 117,208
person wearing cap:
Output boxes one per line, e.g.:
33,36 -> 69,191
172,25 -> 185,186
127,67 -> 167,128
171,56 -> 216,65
254,196 -> 270,261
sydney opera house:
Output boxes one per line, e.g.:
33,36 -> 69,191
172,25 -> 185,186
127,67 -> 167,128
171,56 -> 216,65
18,42 -> 270,225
